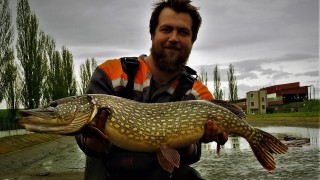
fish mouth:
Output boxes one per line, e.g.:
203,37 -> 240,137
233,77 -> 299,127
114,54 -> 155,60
19,110 -> 41,118
20,107 -> 56,116
17,107 -> 95,135
18,108 -> 69,127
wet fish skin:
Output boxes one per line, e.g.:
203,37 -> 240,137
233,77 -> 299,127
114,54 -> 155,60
18,94 -> 288,172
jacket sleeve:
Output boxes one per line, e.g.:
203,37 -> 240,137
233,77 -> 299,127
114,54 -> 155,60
186,80 -> 214,101
75,66 -> 116,157
180,141 -> 202,165
86,67 -> 117,95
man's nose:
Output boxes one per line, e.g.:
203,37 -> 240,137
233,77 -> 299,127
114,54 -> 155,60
168,31 -> 179,43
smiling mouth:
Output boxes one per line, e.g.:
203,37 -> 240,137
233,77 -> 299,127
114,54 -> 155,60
165,47 -> 180,52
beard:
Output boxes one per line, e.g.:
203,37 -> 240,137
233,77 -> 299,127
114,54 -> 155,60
150,41 -> 191,73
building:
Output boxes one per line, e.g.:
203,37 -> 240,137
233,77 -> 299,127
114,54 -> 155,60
241,82 -> 310,115
246,90 -> 267,115
232,98 -> 247,111
260,82 -> 308,106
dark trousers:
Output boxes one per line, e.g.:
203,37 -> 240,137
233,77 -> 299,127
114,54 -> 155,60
84,156 -> 204,180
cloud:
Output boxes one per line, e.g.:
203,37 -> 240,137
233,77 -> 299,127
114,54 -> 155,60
7,0 -> 318,99
192,51 -> 318,98
194,53 -> 317,80
296,71 -> 319,77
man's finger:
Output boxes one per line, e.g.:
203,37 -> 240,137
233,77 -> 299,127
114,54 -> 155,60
97,109 -> 107,130
211,120 -> 218,142
218,132 -> 228,145
203,120 -> 213,142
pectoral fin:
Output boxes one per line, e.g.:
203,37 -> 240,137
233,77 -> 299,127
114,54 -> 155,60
157,145 -> 180,173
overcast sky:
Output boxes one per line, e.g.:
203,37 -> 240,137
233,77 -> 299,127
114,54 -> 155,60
8,0 -> 319,100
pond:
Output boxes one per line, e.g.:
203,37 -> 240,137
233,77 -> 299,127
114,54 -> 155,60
192,126 -> 320,180
2,126 -> 318,180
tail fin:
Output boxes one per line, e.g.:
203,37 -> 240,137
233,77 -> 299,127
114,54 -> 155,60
249,129 -> 288,171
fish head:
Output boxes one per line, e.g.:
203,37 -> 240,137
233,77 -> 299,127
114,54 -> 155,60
18,95 -> 98,134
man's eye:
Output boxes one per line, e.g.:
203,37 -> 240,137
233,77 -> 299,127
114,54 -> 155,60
179,30 -> 190,36
161,28 -> 171,33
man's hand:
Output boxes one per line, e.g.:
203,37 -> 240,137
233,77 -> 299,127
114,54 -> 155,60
177,143 -> 196,157
201,120 -> 228,145
81,109 -> 108,138
83,109 -> 112,153
179,120 -> 228,157
96,109 -> 108,132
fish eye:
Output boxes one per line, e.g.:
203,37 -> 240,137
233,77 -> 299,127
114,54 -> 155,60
49,101 -> 58,107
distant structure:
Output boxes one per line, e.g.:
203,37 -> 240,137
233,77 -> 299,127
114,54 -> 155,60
260,82 -> 308,106
244,82 -> 309,115
246,90 -> 267,115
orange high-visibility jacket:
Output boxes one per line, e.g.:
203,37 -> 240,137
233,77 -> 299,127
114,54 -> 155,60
86,56 -> 213,102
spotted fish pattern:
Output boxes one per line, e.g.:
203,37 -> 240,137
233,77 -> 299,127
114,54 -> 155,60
18,94 -> 288,172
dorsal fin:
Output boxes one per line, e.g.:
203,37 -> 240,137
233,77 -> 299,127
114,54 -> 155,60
208,99 -> 247,119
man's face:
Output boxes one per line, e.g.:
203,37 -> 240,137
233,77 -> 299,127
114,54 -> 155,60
151,7 -> 193,73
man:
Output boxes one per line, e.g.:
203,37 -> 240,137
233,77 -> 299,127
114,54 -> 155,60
76,0 -> 228,179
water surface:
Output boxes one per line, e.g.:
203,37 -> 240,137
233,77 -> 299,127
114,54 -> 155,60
192,126 -> 320,180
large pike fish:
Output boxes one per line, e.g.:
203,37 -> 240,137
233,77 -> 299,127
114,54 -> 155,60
18,94 -> 288,173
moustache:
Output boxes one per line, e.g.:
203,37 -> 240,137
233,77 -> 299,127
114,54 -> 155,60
164,44 -> 181,51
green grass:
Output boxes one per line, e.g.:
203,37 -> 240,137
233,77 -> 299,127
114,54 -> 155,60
248,111 -> 320,118
246,113 -> 319,128
267,100 -> 320,114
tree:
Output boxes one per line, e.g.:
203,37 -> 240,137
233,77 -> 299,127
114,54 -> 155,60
0,0 -> 15,102
3,59 -> 22,117
45,45 -> 78,101
61,46 -> 77,96
41,34 -> 56,105
47,50 -> 67,101
213,65 -> 223,100
16,0 -> 48,108
42,35 -> 70,104
227,63 -> 238,102
80,58 -> 97,94
198,67 -> 207,86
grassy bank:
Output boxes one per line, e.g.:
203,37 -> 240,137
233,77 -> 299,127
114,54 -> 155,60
246,113 -> 320,128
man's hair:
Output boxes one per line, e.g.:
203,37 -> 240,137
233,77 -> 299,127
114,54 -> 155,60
149,0 -> 202,43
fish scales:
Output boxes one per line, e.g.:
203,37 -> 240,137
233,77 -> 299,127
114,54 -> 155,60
98,96 -> 209,150
18,94 -> 288,172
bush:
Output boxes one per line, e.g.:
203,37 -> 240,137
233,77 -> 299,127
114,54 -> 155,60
0,109 -> 23,131
270,100 -> 320,114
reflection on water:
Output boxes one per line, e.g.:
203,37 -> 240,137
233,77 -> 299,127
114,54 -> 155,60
204,126 -> 319,150
42,160 -> 53,171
